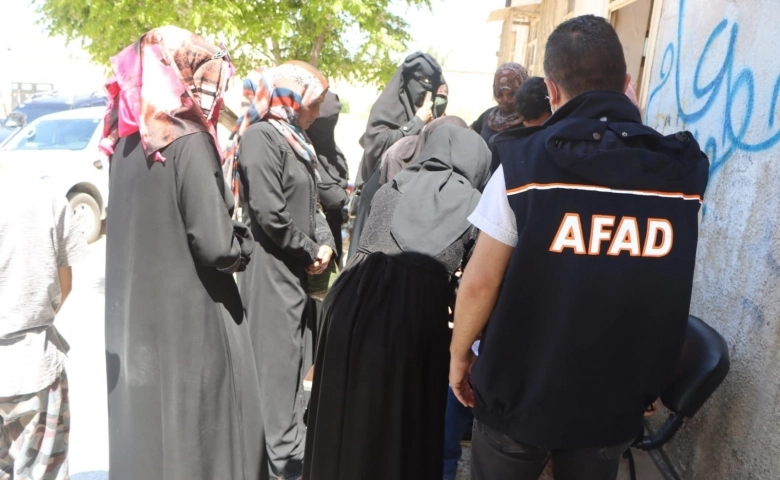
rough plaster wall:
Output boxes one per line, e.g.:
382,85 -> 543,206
644,0 -> 780,478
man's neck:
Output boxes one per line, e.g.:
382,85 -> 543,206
546,90 -> 641,125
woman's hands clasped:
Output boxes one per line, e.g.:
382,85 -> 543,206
307,245 -> 334,275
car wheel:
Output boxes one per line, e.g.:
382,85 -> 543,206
68,192 -> 101,244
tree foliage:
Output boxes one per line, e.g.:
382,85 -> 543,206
33,0 -> 431,85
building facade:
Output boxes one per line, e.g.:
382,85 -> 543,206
492,0 -> 780,478
491,0 -> 660,110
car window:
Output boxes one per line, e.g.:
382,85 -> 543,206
5,118 -> 100,151
14,105 -> 69,124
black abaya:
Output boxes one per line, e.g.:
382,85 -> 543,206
105,132 -> 263,480
306,91 -> 350,258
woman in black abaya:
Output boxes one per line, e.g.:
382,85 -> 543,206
303,125 -> 491,480
234,61 -> 336,480
306,90 -> 350,259
348,52 -> 447,258
103,28 -> 261,480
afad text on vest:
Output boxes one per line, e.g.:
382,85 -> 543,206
549,213 -> 672,258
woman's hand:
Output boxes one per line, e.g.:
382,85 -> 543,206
307,245 -> 333,275
415,99 -> 434,124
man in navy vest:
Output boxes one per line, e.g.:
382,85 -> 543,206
449,15 -> 709,480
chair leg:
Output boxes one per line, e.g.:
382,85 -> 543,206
623,449 -> 637,480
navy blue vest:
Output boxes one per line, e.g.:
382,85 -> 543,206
471,91 -> 710,449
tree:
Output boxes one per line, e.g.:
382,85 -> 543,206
32,0 -> 431,85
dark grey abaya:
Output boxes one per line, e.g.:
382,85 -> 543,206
105,132 -> 263,480
237,122 -> 335,479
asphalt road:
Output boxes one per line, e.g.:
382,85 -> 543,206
56,237 -> 109,479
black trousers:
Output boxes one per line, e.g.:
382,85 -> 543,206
471,420 -> 633,480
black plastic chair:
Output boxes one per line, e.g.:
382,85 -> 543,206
625,315 -> 731,479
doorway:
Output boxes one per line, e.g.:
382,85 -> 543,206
609,0 -> 656,101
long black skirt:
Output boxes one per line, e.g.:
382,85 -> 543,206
303,250 -> 451,480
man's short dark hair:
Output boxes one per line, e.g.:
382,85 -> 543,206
514,77 -> 550,123
543,15 -> 627,98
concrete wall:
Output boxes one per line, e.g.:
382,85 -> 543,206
644,0 -> 780,478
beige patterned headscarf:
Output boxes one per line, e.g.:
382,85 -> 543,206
488,62 -> 530,132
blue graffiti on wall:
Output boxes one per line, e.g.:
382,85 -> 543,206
646,0 -> 780,176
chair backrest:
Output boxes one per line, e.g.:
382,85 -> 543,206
631,315 -> 730,462
660,315 -> 730,418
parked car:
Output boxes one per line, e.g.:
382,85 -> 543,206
12,91 -> 107,124
0,112 -> 26,147
0,122 -> 19,146
0,107 -> 108,243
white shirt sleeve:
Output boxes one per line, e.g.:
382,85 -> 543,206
468,165 -> 518,247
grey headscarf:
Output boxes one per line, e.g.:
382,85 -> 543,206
390,125 -> 491,256
379,115 -> 468,185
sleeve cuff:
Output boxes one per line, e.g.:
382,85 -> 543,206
315,226 -> 337,253
468,211 -> 518,247
303,237 -> 321,264
216,253 -> 242,274
400,117 -> 425,136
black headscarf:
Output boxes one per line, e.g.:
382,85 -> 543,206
379,115 -> 468,185
307,90 -> 341,157
306,91 -> 349,209
357,52 -> 447,185
390,124 -> 491,257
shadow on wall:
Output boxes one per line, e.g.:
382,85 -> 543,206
106,350 -> 120,395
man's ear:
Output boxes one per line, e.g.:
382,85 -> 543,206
624,73 -> 632,93
544,78 -> 559,108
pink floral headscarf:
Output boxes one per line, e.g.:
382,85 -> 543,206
99,26 -> 235,163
